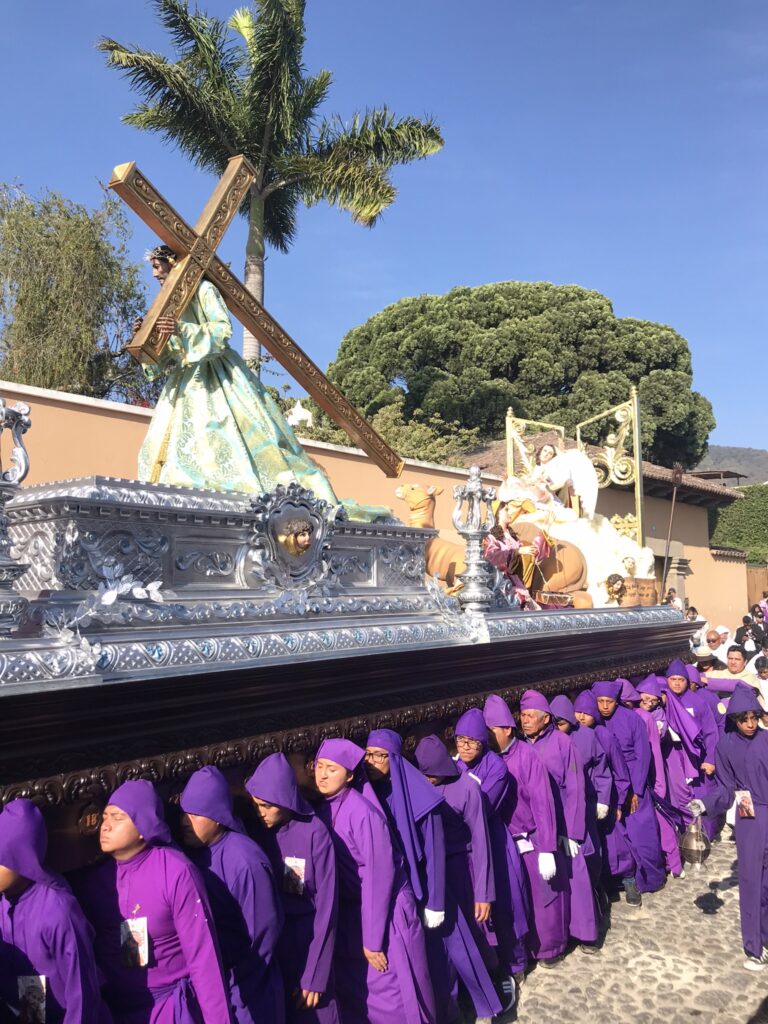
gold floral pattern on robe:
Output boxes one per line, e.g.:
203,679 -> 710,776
138,280 -> 390,522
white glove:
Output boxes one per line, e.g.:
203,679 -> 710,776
559,835 -> 580,858
668,727 -> 681,742
538,851 -> 556,881
422,908 -> 445,929
688,799 -> 706,817
596,803 -> 609,820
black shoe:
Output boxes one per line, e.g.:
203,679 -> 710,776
623,878 -> 642,906
538,954 -> 565,968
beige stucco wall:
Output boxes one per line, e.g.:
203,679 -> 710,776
0,380 -> 748,624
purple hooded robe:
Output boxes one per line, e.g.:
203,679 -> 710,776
664,660 -> 721,841
703,686 -> 768,957
550,694 -> 611,888
520,690 -> 599,946
76,780 -> 231,1024
0,799 -> 110,1024
246,753 -> 339,1024
414,736 -> 502,1020
592,682 -> 665,893
573,690 -> 635,880
454,708 -> 529,973
685,664 -> 726,735
635,676 -> 683,875
314,739 -> 436,1024
180,766 -> 284,1024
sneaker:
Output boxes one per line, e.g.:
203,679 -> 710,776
672,869 -> 686,880
538,954 -> 565,968
475,1018 -> 493,1024
579,942 -> 600,955
499,976 -> 516,1012
744,950 -> 768,972
623,878 -> 642,907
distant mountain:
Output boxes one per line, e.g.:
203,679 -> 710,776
696,445 -> 768,486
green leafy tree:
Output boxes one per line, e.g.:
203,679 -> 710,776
710,485 -> 768,564
328,281 -> 715,468
0,184 -> 153,403
99,0 -> 443,361
303,393 -> 482,467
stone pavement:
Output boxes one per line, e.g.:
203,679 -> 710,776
510,834 -> 768,1024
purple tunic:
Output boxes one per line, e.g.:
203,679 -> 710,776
524,722 -> 599,945
0,800 -> 109,1024
246,752 -> 339,1024
317,780 -> 435,1024
634,706 -> 683,876
569,721 -> 611,886
414,737 -> 502,1020
703,689 -> 768,957
76,781 -> 230,1024
181,766 -> 283,1023
598,704 -> 665,893
664,688 -> 720,841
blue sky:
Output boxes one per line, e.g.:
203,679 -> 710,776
1,0 -> 766,447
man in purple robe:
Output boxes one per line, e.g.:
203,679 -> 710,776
179,765 -> 284,1023
685,663 -> 726,735
414,735 -> 503,1024
550,694 -> 611,904
313,738 -> 436,1024
635,675 -> 685,877
453,707 -> 529,998
573,690 -> 635,886
76,779 -> 231,1023
593,680 -> 665,902
246,752 -> 339,1023
518,690 -> 599,955
663,659 -> 720,841
482,694 -> 561,971
0,799 -> 110,1023
364,729 -> 464,1023
692,685 -> 768,970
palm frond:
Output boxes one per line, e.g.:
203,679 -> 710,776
315,108 -> 444,168
152,0 -> 243,93
98,39 -> 240,160
273,153 -> 396,225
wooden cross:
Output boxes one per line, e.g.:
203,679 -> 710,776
109,155 -> 404,478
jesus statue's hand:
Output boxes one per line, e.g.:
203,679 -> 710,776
156,315 -> 178,338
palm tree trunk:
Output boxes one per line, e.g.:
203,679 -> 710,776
242,187 -> 265,367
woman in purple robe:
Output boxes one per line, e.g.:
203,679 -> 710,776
636,675 -> 685,877
414,735 -> 503,1023
573,690 -> 635,885
246,752 -> 339,1024
179,765 -> 284,1024
313,738 -> 436,1024
0,799 -> 110,1024
693,686 -> 768,970
519,690 -> 599,954
76,779 -> 231,1024
453,707 -> 529,993
483,694 -> 562,971
592,681 -> 665,902
664,659 -> 720,841
364,729 -> 462,1023
550,694 -> 611,898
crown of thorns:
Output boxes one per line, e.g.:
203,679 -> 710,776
145,244 -> 178,265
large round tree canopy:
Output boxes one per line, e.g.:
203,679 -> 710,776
328,281 -> 715,468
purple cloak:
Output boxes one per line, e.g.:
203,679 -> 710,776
702,687 -> 768,957
414,736 -> 502,1019
247,753 -> 339,1024
454,711 -> 530,974
76,780 -> 231,1024
0,799 -> 110,1024
595,701 -> 666,893
663,682 -> 721,841
315,740 -> 436,1024
524,718 -> 599,946
180,766 -> 284,1024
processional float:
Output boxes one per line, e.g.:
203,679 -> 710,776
0,157 -> 692,870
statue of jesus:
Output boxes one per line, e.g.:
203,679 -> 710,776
134,245 -> 389,521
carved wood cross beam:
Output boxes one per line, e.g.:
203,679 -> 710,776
110,155 -> 403,477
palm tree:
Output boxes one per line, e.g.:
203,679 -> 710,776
99,0 -> 443,362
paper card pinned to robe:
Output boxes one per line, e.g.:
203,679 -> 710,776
18,975 -> 46,1023
121,917 -> 149,967
283,855 -> 306,895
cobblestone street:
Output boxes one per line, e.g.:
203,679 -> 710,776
512,835 -> 768,1024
